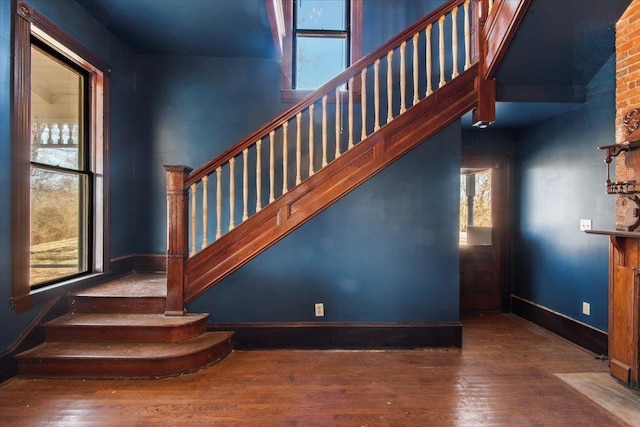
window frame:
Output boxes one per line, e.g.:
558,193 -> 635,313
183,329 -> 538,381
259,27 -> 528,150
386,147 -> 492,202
266,0 -> 362,103
29,39 -> 93,288
11,0 -> 110,312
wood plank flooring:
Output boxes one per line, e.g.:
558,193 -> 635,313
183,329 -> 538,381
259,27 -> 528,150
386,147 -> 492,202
0,314 -> 632,426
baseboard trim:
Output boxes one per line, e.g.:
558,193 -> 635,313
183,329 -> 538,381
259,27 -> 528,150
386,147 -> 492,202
511,295 -> 608,356
207,321 -> 462,350
110,254 -> 166,274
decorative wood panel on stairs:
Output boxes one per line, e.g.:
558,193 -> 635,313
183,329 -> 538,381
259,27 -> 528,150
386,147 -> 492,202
16,274 -> 233,379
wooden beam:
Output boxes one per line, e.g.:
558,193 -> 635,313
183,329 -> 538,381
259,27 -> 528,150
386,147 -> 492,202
472,76 -> 495,128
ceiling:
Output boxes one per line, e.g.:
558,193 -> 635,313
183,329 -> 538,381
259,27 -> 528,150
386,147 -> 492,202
467,0 -> 631,128
76,0 -> 276,58
76,0 -> 632,129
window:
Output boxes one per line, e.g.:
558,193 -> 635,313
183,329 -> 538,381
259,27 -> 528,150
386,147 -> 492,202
30,41 -> 91,287
266,0 -> 362,102
12,1 -> 109,311
294,0 -> 348,90
460,168 -> 492,246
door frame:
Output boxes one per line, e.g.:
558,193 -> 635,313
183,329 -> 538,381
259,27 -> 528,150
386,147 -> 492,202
460,153 -> 512,312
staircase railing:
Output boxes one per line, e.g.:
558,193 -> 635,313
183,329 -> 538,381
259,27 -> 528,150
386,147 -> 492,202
164,0 -> 482,314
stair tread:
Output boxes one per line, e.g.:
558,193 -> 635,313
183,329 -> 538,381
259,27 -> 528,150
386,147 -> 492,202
72,273 -> 166,298
18,332 -> 233,360
45,313 -> 208,328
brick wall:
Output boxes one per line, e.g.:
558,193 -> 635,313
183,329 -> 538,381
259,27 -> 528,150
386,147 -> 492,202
615,0 -> 640,229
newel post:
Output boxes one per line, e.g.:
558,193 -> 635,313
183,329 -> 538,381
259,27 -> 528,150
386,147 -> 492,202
163,165 -> 193,315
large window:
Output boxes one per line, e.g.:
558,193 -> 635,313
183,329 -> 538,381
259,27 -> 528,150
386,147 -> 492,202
12,1 -> 109,311
30,41 -> 91,287
266,0 -> 362,102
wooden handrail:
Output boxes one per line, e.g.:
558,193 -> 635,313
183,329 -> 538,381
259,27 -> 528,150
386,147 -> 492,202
185,0 -> 470,187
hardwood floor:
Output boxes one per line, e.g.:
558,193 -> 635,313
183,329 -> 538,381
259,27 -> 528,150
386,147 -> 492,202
0,314 -> 630,426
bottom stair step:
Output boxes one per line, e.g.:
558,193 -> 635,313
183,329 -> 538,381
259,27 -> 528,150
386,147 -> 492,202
44,313 -> 209,343
16,331 -> 234,379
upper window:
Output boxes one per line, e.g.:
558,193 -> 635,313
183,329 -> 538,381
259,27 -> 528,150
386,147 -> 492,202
12,1 -> 109,311
294,0 -> 348,90
267,0 -> 362,102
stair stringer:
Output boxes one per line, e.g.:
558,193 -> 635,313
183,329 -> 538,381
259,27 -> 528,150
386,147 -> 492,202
183,64 -> 480,304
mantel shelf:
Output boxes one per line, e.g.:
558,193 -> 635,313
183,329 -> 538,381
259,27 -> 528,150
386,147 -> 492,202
585,230 -> 640,262
585,230 -> 640,238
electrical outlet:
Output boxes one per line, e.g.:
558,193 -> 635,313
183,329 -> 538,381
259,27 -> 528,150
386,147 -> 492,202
582,302 -> 591,316
315,303 -> 324,317
579,219 -> 592,231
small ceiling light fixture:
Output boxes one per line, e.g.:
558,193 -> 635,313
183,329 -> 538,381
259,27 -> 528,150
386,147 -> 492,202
473,120 -> 493,129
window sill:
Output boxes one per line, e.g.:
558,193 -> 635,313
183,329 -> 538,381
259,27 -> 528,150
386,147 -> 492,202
11,271 -> 120,313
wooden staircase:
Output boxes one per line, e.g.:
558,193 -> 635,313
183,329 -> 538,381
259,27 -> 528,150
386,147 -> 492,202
13,0 -> 530,379
16,273 -> 233,379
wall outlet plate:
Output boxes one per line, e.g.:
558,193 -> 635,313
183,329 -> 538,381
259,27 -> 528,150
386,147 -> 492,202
315,303 -> 324,317
579,219 -> 592,231
582,301 -> 590,316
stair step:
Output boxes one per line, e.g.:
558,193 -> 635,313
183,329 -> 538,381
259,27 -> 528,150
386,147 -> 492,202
17,331 -> 234,379
69,273 -> 167,314
44,313 -> 209,343
69,295 -> 166,314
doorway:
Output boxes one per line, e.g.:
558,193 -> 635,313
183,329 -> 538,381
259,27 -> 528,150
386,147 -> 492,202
459,155 -> 509,313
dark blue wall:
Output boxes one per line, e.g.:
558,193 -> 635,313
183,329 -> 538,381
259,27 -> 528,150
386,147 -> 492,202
513,56 -> 615,331
0,0 -> 136,350
133,55 -> 286,254
362,0 -> 448,55
189,122 -> 461,323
